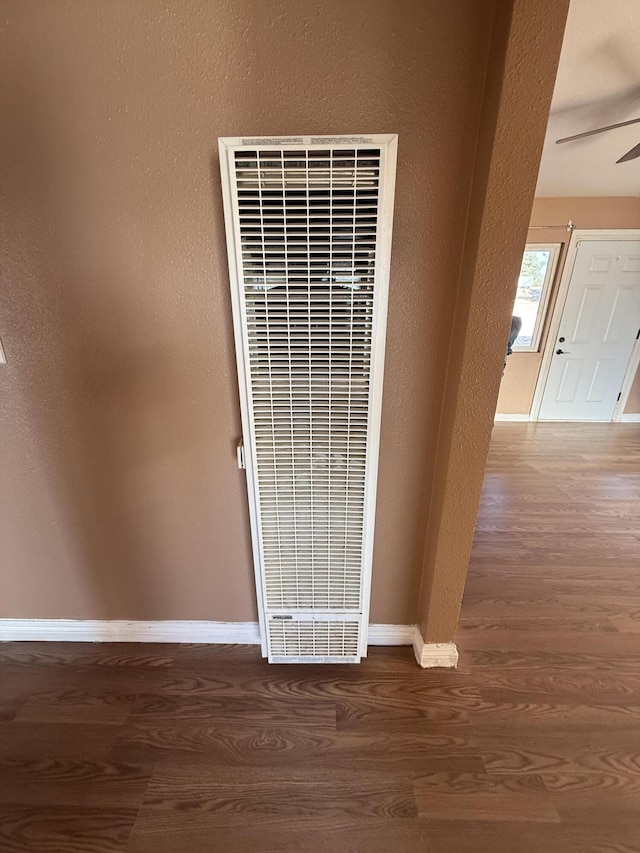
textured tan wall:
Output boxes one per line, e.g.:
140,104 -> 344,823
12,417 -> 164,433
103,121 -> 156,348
497,197 -> 640,415
626,373 -> 640,412
415,0 -> 569,642
0,0 -> 497,623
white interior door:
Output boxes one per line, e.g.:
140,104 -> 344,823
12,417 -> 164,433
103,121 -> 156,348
539,239 -> 640,421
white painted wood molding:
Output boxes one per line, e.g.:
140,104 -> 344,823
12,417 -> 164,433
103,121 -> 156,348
367,624 -> 415,646
0,620 -> 262,644
0,620 -> 416,646
495,412 -> 640,423
412,626 -> 459,668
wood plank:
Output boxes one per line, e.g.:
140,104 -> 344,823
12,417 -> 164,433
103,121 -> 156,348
140,765 -> 417,824
127,819 -> 437,853
468,670 -> 640,705
0,723 -> 120,761
0,804 -> 137,852
413,771 -> 560,823
425,819 -> 640,853
111,722 -> 481,772
156,666 -> 479,711
0,759 -> 151,806
17,692 -> 135,725
128,694 -> 337,727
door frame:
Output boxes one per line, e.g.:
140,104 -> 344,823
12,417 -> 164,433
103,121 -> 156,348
530,229 -> 640,422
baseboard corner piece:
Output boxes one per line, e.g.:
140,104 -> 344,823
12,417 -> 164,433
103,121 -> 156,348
412,626 -> 458,668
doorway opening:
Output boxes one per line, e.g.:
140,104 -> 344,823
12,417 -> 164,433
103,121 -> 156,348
497,230 -> 640,423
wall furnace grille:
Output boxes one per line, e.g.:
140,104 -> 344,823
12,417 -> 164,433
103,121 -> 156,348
219,134 -> 397,662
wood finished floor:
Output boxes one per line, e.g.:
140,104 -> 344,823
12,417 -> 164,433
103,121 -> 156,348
1,423 -> 639,852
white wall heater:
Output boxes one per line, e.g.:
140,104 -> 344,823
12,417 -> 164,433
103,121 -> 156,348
219,134 -> 398,662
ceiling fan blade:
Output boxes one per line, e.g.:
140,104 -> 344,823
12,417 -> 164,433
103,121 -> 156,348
556,116 -> 640,145
617,141 -> 640,163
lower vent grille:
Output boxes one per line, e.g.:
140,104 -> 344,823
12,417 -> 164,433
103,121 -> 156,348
267,618 -> 360,663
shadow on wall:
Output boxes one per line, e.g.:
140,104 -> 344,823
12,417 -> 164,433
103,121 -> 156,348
548,36 -> 640,129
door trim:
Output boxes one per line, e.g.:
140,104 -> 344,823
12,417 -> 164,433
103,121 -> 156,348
530,229 -> 640,422
612,331 -> 640,421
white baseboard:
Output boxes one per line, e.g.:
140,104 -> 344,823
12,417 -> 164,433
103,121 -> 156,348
0,619 -> 416,647
412,626 -> 458,668
494,412 -> 640,423
0,619 -> 262,644
367,624 -> 415,645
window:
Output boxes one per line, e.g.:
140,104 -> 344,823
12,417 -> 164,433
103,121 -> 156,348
511,244 -> 560,352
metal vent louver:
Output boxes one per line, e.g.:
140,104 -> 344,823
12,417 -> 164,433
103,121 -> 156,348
219,135 -> 397,663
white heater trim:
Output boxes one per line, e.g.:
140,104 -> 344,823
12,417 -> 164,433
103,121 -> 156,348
219,134 -> 398,662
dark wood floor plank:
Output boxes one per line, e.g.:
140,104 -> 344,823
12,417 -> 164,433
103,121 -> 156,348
128,694 -> 336,727
72,648 -> 176,669
413,771 -> 559,824
479,733 -> 640,797
0,700 -> 23,722
426,818 -> 640,853
0,643 -> 175,670
461,648 -> 640,672
17,693 -> 135,726
0,663 -> 169,703
0,722 -> 120,761
458,629 -> 640,656
0,647 -> 84,667
139,765 -> 417,824
335,692 -> 477,730
470,700 -> 640,733
0,804 -> 137,853
467,669 -> 640,705
458,616 -> 617,633
156,665 -> 479,712
111,721 -> 481,773
126,819 -> 438,853
0,759 -> 152,806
